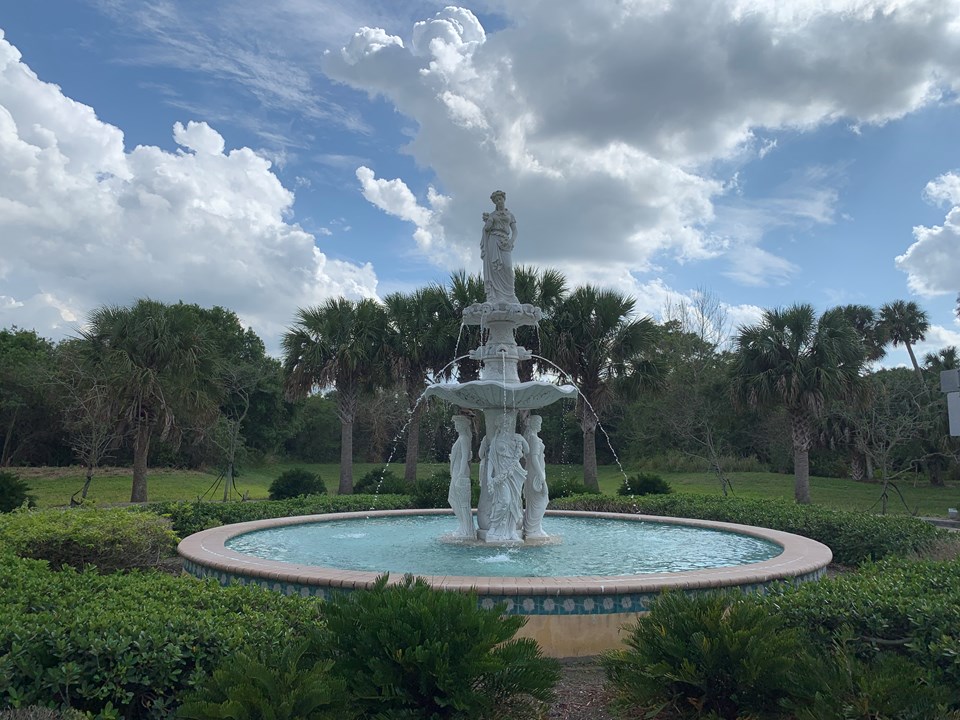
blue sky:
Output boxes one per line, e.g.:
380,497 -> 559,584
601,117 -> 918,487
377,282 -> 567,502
1,0 -> 959,364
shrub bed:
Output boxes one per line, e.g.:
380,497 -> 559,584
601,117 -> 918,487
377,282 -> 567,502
0,554 -> 324,719
762,557 -> 960,690
0,508 -> 178,572
549,494 -> 942,565
146,494 -> 413,537
267,468 -> 326,500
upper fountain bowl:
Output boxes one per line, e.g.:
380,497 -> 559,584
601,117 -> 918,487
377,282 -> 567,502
424,380 -> 577,409
462,302 -> 542,326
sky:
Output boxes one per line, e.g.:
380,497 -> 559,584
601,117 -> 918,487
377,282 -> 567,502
2,0 -> 960,366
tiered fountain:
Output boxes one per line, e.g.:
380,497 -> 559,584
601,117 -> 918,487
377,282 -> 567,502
424,190 -> 576,543
178,190 -> 832,657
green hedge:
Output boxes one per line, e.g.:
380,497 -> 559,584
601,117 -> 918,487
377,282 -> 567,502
762,557 -> 960,690
0,508 -> 179,573
549,494 -> 943,566
0,554 -> 324,719
146,494 -> 414,537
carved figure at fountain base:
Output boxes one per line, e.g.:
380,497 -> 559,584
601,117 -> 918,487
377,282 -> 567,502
523,415 -> 549,538
447,415 -> 476,540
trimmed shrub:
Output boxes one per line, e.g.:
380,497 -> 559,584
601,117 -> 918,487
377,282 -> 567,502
320,574 -> 561,719
617,472 -> 672,496
762,556 -> 960,691
0,508 -> 178,572
177,633 -> 354,720
0,472 -> 35,513
268,468 -> 326,500
550,494 -> 942,565
354,468 -> 408,495
411,470 -> 451,509
0,554 -> 324,719
147,494 -> 413,537
603,591 -> 819,719
547,475 -> 599,499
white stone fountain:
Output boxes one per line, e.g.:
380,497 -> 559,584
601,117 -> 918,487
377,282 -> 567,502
425,190 -> 576,543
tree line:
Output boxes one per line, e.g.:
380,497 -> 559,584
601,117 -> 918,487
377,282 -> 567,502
2,270 -> 958,504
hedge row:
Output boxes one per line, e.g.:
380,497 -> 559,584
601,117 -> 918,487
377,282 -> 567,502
0,509 -> 178,573
764,556 -> 960,689
0,553 -> 324,719
146,494 -> 414,537
549,494 -> 943,565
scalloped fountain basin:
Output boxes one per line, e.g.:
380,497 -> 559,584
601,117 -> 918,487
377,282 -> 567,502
179,509 -> 832,657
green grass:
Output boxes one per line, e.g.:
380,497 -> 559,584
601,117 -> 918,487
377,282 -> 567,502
13,462 -> 960,517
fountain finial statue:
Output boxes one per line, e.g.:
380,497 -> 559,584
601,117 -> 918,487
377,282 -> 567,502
481,190 -> 518,304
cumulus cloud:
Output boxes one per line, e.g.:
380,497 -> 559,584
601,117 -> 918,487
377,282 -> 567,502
0,30 -> 377,350
322,1 -> 960,290
896,171 -> 960,296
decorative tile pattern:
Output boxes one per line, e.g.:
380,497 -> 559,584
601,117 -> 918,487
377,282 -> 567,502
182,560 -> 826,616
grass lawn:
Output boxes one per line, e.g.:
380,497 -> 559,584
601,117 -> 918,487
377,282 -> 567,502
14,462 -> 960,517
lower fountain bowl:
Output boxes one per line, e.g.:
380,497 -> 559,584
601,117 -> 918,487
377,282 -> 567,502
178,509 -> 832,657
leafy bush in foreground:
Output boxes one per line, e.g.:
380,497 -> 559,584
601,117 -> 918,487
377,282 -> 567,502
550,494 -> 942,565
147,494 -> 413,536
268,468 -> 326,500
0,507 -> 178,572
603,591 -> 818,719
320,574 -> 561,719
178,634 -> 353,720
0,708 -> 87,720
762,556 -> 960,690
546,475 -> 599,499
0,554 -> 324,719
0,472 -> 35,513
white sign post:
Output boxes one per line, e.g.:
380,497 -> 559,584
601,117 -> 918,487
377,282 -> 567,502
941,370 -> 960,437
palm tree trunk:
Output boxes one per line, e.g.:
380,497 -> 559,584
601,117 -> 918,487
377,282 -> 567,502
404,400 -> 423,485
850,453 -> 865,482
131,420 -> 151,503
2,407 -> 19,467
905,341 -> 924,384
337,389 -> 358,495
789,411 -> 812,504
581,415 -> 599,492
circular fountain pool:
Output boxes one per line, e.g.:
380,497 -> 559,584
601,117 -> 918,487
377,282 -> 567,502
179,509 -> 832,657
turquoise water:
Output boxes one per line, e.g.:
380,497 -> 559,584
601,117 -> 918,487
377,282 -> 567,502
225,515 -> 782,578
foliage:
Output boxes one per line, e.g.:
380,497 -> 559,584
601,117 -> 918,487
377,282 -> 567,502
0,709 -> 87,720
319,574 -> 560,720
618,472 -> 672,496
411,470 -> 452,508
354,468 -> 408,495
0,472 -> 36,512
547,475 -> 600,499
732,304 -> 867,504
603,591 -> 819,719
268,468 -> 326,500
283,395 -> 341,463
282,297 -> 391,494
0,507 -> 178,572
762,557 -> 960,689
146,495 -> 413,537
0,554 -> 324,719
549,494 -> 942,565
632,450 -> 768,474
792,631 -> 960,720
177,633 -> 353,720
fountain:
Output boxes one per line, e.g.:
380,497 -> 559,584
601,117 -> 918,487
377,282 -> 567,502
178,191 -> 832,657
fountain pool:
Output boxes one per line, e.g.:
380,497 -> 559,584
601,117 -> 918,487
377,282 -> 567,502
178,508 -> 832,657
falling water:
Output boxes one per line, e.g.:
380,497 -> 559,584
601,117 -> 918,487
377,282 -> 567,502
529,354 -> 631,487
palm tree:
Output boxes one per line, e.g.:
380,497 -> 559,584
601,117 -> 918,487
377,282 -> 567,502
282,298 -> 389,494
835,304 -> 886,362
80,299 -> 216,502
443,271 -> 486,382
923,346 -> 958,373
732,304 -> 866,504
878,300 -> 930,382
514,266 -> 568,382
384,287 -> 456,484
544,286 -> 663,491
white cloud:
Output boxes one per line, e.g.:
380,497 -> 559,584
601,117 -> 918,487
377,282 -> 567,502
323,1 -> 960,287
896,171 -> 960,296
0,30 -> 377,351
